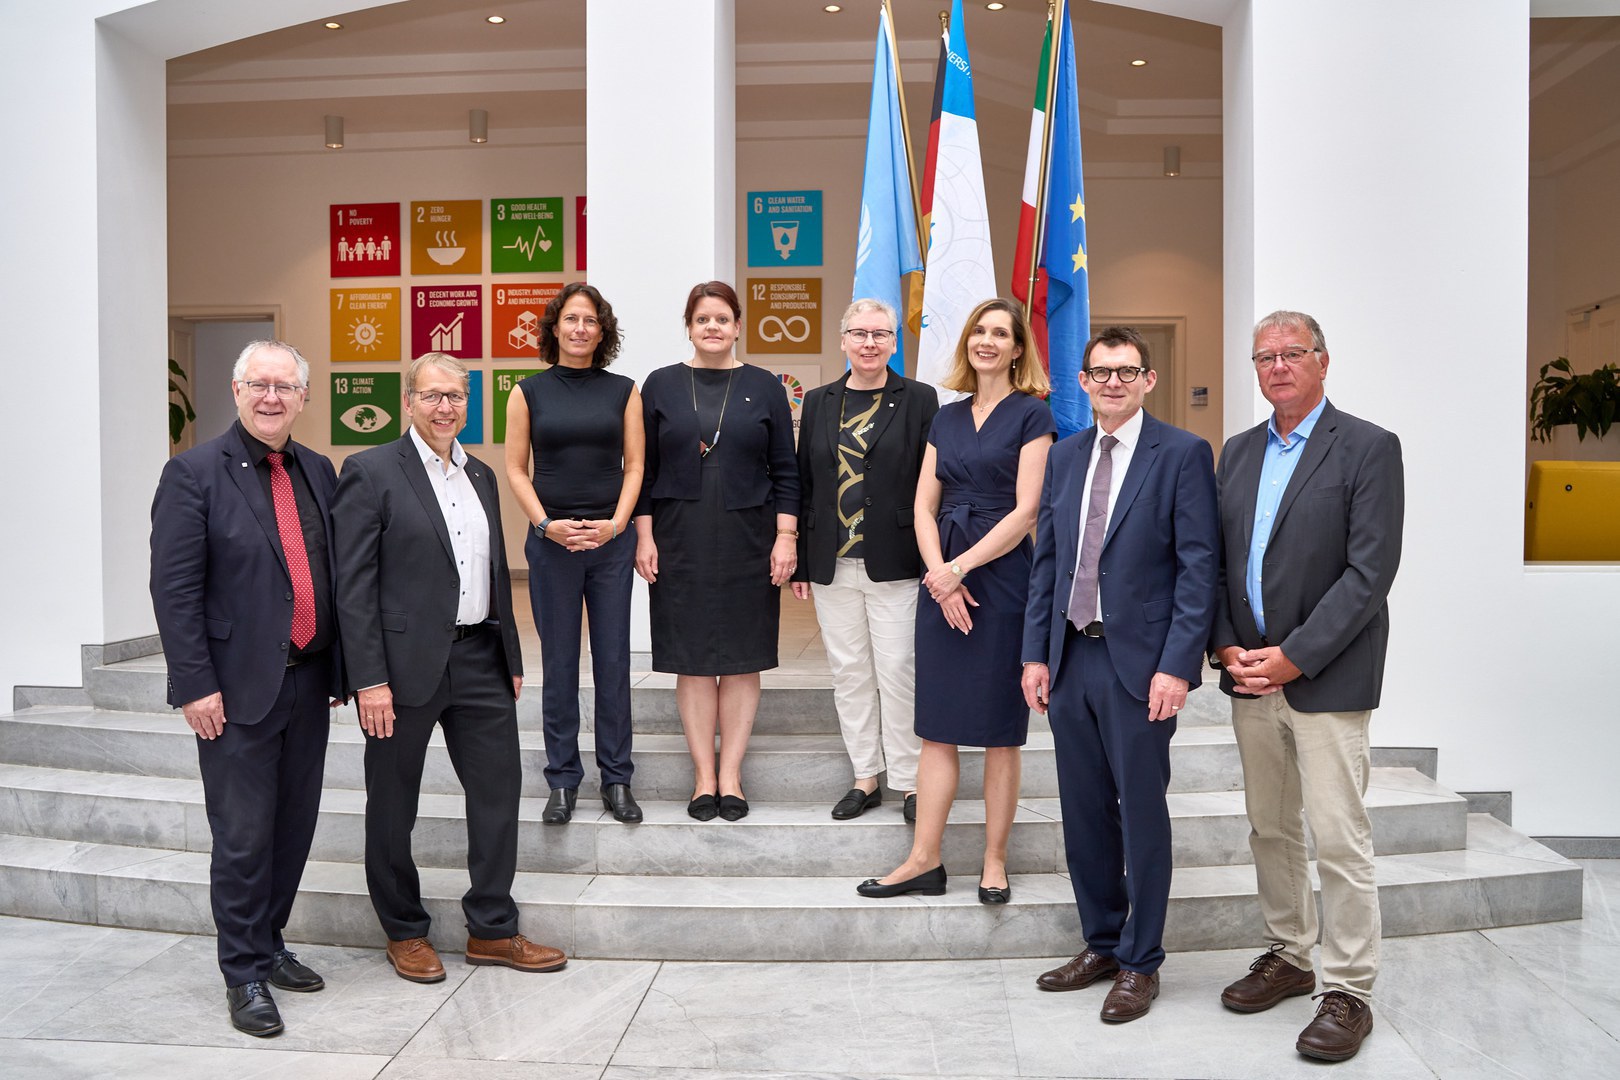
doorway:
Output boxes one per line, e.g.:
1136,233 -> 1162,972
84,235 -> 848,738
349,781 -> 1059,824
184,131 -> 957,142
168,310 -> 280,453
1091,317 -> 1187,428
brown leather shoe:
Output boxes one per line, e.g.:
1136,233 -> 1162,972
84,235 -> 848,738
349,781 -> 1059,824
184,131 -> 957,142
1036,948 -> 1120,992
466,932 -> 567,972
1100,970 -> 1160,1023
1220,943 -> 1315,1013
1296,990 -> 1373,1061
386,937 -> 446,983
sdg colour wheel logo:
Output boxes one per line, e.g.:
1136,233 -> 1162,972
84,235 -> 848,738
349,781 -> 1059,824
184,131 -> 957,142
779,372 -> 805,411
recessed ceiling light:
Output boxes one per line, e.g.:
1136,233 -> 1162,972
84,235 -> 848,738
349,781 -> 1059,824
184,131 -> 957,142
486,15 -> 506,24
823,5 -> 842,12
1130,58 -> 1148,67
986,3 -> 1006,10
323,21 -> 342,30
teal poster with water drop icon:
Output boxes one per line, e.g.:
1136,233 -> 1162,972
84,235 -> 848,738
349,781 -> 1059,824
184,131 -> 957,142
747,190 -> 822,267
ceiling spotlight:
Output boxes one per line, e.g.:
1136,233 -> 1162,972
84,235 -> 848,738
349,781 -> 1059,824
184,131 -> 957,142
469,109 -> 489,144
324,115 -> 344,150
986,3 -> 1006,10
323,21 -> 343,30
1163,145 -> 1181,177
486,15 -> 506,24
823,5 -> 842,12
1130,58 -> 1148,67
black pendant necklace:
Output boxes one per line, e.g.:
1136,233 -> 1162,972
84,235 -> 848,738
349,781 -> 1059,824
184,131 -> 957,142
690,361 -> 737,458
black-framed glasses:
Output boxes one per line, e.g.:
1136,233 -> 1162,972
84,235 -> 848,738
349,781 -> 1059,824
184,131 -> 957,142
843,329 -> 896,344
1251,348 -> 1318,369
411,390 -> 469,407
241,381 -> 306,399
1082,365 -> 1147,384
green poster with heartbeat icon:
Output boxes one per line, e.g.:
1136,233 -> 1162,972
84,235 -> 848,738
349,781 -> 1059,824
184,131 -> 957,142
491,198 -> 564,273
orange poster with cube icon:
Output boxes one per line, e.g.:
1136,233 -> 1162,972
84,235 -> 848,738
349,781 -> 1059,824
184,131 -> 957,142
491,283 -> 562,359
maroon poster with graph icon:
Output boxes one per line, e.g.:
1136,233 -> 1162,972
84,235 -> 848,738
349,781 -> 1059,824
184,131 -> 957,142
330,203 -> 401,277
410,285 -> 483,359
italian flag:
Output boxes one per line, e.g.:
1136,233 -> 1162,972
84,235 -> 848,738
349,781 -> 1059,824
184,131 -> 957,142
1011,19 -> 1053,370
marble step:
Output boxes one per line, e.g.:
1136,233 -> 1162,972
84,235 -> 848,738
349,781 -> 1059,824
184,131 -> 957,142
0,815 -> 1578,961
0,707 -> 1257,801
0,762 -> 1465,875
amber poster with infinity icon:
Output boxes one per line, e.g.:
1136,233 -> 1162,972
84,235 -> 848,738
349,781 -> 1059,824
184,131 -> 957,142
410,200 -> 482,275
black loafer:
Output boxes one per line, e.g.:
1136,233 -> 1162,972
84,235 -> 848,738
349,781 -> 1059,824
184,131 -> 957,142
857,864 -> 947,897
903,793 -> 917,824
542,788 -> 577,825
226,980 -> 283,1037
687,793 -> 719,821
268,948 -> 324,992
831,787 -> 882,819
602,783 -> 643,823
717,794 -> 750,821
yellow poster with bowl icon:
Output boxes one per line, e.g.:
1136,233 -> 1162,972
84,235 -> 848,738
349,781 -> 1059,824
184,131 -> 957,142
410,200 -> 482,275
331,287 -> 401,363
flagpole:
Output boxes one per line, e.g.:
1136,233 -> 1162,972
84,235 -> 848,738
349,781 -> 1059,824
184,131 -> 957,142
882,0 -> 927,260
1025,0 -> 1064,313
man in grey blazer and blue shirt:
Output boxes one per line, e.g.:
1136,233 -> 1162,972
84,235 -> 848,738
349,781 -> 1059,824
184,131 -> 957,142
1212,311 -> 1403,1063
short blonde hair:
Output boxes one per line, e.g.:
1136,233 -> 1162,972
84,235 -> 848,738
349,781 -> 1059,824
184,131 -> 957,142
407,352 -> 469,393
939,298 -> 1049,397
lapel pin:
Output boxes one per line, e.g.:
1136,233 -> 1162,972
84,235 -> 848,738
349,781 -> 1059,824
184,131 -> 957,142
241,462 -> 249,468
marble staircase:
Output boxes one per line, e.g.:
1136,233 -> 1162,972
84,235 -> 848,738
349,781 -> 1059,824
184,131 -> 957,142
0,648 -> 1583,961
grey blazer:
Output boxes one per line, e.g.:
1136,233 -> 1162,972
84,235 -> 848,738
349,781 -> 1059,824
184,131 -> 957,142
1212,400 -> 1404,712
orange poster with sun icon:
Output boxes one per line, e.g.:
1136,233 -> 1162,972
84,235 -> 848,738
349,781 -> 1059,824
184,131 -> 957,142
330,287 -> 401,363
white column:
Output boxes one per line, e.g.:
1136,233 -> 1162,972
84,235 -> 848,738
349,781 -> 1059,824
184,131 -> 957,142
587,0 -> 737,653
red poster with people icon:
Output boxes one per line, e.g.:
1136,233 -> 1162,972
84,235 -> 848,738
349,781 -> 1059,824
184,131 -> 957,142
330,203 -> 401,277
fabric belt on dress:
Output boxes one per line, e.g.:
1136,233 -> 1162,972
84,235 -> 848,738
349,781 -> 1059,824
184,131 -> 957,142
938,492 -> 1015,546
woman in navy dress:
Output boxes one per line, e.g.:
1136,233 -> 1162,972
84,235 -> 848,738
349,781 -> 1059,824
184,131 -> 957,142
858,298 -> 1054,902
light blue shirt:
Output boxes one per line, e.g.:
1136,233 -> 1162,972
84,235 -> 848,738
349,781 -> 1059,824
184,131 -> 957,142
1247,396 -> 1326,637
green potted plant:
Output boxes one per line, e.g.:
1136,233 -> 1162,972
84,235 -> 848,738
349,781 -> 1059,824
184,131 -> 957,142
169,358 -> 196,445
1528,356 -> 1620,443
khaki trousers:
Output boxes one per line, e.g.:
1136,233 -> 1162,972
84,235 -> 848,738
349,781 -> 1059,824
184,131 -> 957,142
811,558 -> 922,792
1231,692 -> 1380,999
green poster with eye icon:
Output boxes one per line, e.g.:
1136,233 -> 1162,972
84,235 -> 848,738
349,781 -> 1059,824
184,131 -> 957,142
330,371 -> 401,446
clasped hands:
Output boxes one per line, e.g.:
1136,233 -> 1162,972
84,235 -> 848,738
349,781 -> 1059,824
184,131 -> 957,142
542,518 -> 617,552
1216,645 -> 1301,695
923,562 -> 977,634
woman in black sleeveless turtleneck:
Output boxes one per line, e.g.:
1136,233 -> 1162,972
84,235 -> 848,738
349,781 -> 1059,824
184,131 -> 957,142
504,283 -> 645,826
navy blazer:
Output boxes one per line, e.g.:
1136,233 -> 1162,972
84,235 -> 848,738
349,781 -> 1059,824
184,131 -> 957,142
794,370 -> 938,584
1212,400 -> 1403,712
149,426 -> 344,725
1023,411 -> 1219,700
331,434 -> 523,708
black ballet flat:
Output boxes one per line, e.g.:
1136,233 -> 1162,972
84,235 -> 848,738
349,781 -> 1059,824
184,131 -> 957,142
717,795 -> 750,821
857,865 -> 947,898
687,794 -> 719,821
978,882 -> 1012,905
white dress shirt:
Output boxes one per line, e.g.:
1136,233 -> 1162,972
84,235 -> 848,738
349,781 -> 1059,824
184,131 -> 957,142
1070,407 -> 1145,617
409,426 -> 491,627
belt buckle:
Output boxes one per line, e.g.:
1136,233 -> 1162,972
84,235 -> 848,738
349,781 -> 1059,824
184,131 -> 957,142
1080,620 -> 1105,639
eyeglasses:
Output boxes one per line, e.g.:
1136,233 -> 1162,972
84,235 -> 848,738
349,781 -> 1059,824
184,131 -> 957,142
843,329 -> 896,345
1251,348 -> 1319,369
411,390 -> 469,407
1082,365 -> 1147,384
560,314 -> 600,330
241,381 -> 306,399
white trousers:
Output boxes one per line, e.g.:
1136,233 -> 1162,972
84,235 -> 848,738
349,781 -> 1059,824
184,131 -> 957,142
1232,692 -> 1381,999
811,558 -> 922,792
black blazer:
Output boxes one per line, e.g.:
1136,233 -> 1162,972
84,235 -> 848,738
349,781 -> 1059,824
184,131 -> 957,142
636,362 -> 800,517
149,426 -> 344,725
794,370 -> 938,584
331,434 -> 523,708
1023,411 -> 1219,699
1212,399 -> 1404,712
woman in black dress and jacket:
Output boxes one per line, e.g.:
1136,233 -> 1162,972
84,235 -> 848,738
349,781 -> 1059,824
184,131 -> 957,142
633,281 -> 800,822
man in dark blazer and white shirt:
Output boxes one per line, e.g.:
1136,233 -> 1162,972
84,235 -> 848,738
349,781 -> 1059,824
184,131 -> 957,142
333,352 -> 565,983
150,340 -> 342,1037
1211,311 -> 1403,1064
1022,327 -> 1219,1024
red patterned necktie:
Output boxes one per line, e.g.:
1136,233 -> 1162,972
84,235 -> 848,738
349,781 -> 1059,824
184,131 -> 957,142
266,451 -> 317,649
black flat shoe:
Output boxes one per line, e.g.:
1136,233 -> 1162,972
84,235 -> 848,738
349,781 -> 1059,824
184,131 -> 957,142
903,793 -> 917,824
687,793 -> 718,821
857,865 -> 947,898
268,948 -> 324,992
831,787 -> 882,819
602,783 -> 643,823
717,794 -> 750,821
225,980 -> 283,1037
978,882 -> 1012,905
542,788 -> 577,825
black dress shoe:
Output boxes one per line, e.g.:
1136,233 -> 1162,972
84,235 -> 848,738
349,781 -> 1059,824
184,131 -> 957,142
542,788 -> 577,825
717,794 -> 750,821
268,948 -> 324,992
857,864 -> 947,897
903,793 -> 917,824
602,783 -> 643,823
978,882 -> 1011,905
687,793 -> 718,821
831,787 -> 882,819
226,981 -> 283,1037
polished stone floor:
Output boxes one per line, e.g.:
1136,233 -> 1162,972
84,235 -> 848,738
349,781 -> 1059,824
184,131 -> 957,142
3,859 -> 1615,1079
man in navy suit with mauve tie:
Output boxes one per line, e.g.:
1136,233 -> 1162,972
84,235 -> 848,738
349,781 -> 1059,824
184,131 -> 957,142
1022,326 -> 1219,1024
150,340 -> 344,1038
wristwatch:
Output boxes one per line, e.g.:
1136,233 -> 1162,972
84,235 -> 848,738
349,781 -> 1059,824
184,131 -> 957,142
536,517 -> 553,537
949,561 -> 964,577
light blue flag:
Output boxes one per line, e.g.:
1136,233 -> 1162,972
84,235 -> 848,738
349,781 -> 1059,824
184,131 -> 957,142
1042,12 -> 1092,437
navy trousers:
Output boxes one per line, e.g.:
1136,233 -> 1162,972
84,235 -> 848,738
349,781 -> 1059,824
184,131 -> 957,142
526,528 -> 634,791
1047,628 -> 1176,974
196,654 -> 331,986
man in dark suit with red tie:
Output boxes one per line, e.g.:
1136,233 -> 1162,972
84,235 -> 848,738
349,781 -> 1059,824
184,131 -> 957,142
333,352 -> 565,984
1022,327 -> 1219,1024
150,340 -> 344,1037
